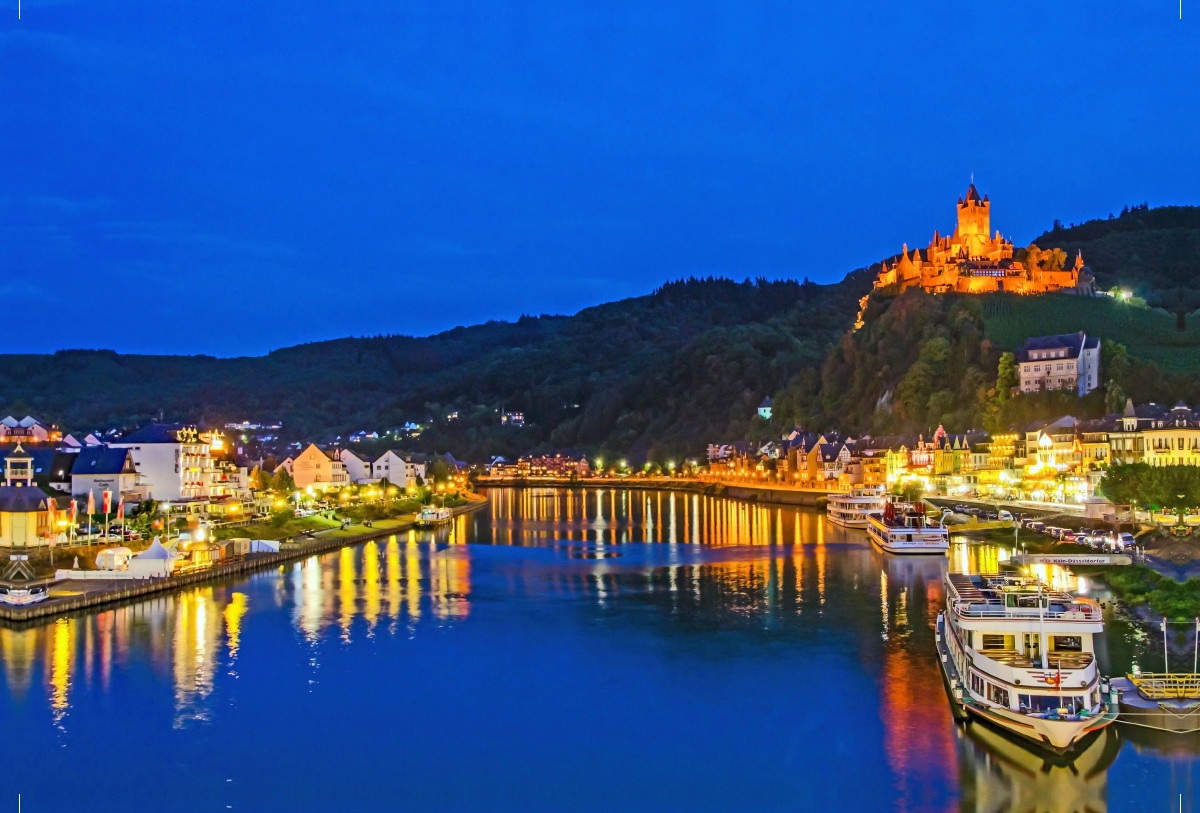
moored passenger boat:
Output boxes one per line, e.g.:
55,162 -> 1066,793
826,486 -> 887,528
865,500 -> 949,554
937,572 -> 1118,753
414,506 -> 453,528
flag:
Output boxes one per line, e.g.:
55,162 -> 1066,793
1162,618 -> 1168,632
45,499 -> 55,534
87,490 -> 95,517
117,497 -> 124,521
103,489 -> 112,515
70,499 -> 77,523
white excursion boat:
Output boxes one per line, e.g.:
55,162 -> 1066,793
826,486 -> 887,528
414,506 -> 453,528
865,501 -> 949,554
937,572 -> 1118,753
0,584 -> 49,606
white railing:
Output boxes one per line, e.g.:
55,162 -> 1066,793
951,600 -> 1101,621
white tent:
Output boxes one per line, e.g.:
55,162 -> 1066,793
250,539 -> 281,553
95,547 -> 133,570
128,538 -> 177,578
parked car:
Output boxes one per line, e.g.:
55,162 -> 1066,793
1117,532 -> 1136,547
76,524 -> 101,535
998,510 -> 1013,522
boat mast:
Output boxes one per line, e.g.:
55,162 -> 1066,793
1038,583 -> 1048,671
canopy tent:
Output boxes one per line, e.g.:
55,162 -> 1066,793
135,538 -> 173,559
128,539 -> 177,578
95,547 -> 133,571
250,539 -> 280,553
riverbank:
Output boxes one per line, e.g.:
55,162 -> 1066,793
0,496 -> 489,625
477,477 -> 838,507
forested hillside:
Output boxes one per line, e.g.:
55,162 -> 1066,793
3,204 -> 1199,465
769,290 -> 1200,440
1034,204 -> 1200,312
0,274 -> 872,463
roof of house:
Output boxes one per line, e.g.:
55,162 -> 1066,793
0,415 -> 46,429
758,397 -> 774,409
0,485 -> 51,512
817,443 -> 844,462
1015,332 -> 1100,363
73,447 -> 134,475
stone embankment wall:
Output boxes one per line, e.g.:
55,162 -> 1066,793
479,478 -> 837,507
0,499 -> 488,625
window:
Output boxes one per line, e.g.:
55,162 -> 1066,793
1034,365 -> 1041,372
971,673 -> 984,695
1053,635 -> 1082,651
987,683 -> 1010,707
981,634 -> 1006,650
1057,364 -> 1063,371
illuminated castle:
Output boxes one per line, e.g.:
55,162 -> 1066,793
874,184 -> 1085,294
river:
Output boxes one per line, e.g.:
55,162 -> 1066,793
1,487 -> 1193,812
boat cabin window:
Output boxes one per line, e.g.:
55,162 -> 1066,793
1005,593 -> 1046,609
980,634 -> 1006,650
1052,635 -> 1083,652
986,684 -> 1010,707
1018,694 -> 1086,714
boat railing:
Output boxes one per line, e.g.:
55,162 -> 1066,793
1130,673 -> 1200,700
951,600 -> 1102,621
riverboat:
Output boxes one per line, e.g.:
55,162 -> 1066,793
0,584 -> 49,606
936,572 -> 1118,753
414,506 -> 452,528
826,486 -> 887,529
865,501 -> 949,554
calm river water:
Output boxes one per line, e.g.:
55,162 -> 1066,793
1,487 -> 1193,812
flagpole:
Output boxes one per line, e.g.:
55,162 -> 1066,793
1194,617 -> 1198,675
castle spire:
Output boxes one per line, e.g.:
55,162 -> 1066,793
1074,250 -> 1084,270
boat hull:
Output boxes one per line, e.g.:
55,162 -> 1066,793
827,515 -> 869,529
936,614 -> 1117,753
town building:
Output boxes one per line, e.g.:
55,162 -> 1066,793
757,397 -> 773,419
339,448 -> 375,484
524,451 -> 590,477
0,415 -> 62,445
0,487 -> 51,548
1141,402 -> 1200,466
69,446 -> 144,501
291,444 -> 350,490
874,185 -> 1088,295
1016,332 -> 1101,395
371,451 -> 426,487
109,424 -> 236,502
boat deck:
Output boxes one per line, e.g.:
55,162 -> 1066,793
980,649 -> 1094,670
947,573 -> 985,601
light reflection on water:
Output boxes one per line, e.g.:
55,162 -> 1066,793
0,488 -> 1191,812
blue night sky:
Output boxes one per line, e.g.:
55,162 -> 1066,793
1,0 -> 1197,356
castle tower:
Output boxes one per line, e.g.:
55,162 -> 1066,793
955,183 -> 990,257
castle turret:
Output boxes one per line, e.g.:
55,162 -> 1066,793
956,183 -> 990,246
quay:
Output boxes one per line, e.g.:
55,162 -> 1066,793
478,476 -> 839,507
0,498 -> 488,625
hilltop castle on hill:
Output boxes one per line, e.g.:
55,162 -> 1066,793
874,184 -> 1093,295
